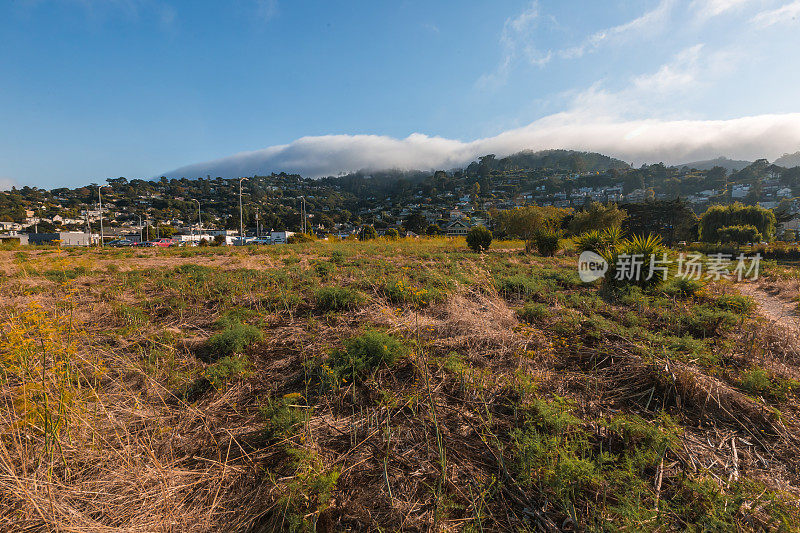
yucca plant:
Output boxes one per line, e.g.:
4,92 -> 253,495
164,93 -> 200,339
576,226 -> 624,254
603,234 -> 667,289
601,226 -> 624,248
575,230 -> 603,253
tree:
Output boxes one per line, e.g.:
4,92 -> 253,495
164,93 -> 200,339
359,225 -> 377,241
699,203 -> 776,242
426,224 -> 441,236
621,199 -> 698,244
568,202 -> 626,235
466,225 -> 492,252
492,206 -> 568,241
403,211 -> 428,234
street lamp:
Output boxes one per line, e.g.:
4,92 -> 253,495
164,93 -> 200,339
238,177 -> 248,245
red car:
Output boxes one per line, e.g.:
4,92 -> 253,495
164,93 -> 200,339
152,238 -> 175,247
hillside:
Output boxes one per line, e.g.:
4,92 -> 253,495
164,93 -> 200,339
675,156 -> 753,172
775,151 -> 800,168
2,240 -> 799,531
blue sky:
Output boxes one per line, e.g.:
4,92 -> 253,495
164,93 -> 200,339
2,0 -> 800,188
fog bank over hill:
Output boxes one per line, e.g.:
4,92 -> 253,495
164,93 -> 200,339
674,157 -> 753,172
162,113 -> 800,179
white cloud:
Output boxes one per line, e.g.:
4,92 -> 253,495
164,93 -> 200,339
165,41 -> 798,179
480,0 -> 677,87
161,112 -> 800,179
477,2 -> 547,88
751,1 -> 800,26
691,0 -> 756,21
565,0 -> 676,59
0,177 -> 19,191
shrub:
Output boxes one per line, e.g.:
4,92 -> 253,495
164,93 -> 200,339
205,355 -> 250,389
260,395 -> 304,439
714,293 -> 755,315
384,228 -> 399,240
204,321 -> 263,361
326,330 -> 409,383
384,279 -> 438,306
517,302 -> 550,322
287,232 -> 314,244
329,250 -> 345,264
359,225 -> 377,241
466,225 -> 492,252
717,225 -> 762,245
530,230 -> 560,257
212,235 -> 226,246
314,286 -> 364,311
312,260 -> 334,279
426,224 -> 441,236
738,366 -> 797,402
662,276 -> 704,298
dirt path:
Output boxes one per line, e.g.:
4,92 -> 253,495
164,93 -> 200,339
738,282 -> 800,335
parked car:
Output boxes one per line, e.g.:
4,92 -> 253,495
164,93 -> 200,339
107,239 -> 136,247
136,241 -> 157,247
152,238 -> 174,247
250,237 -> 272,245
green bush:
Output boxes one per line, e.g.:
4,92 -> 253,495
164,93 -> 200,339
287,232 -> 315,244
738,366 -> 797,402
662,276 -> 704,298
326,330 -> 409,383
205,355 -> 250,389
466,225 -> 492,252
359,225 -> 377,241
714,293 -> 755,315
530,230 -> 560,257
517,302 -> 550,322
312,260 -> 334,279
204,320 -> 263,361
717,225 -> 762,245
260,395 -> 304,439
314,286 -> 364,311
426,224 -> 441,236
384,228 -> 399,240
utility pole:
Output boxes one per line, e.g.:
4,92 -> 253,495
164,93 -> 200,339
301,195 -> 306,234
255,208 -> 260,238
98,185 -> 104,247
239,177 -> 248,245
138,215 -> 143,243
193,199 -> 201,240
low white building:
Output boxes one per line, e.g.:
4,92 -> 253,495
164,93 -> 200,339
270,230 -> 295,244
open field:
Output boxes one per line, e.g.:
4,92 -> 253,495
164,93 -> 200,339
1,238 -> 800,531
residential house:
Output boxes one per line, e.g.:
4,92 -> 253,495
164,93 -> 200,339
445,219 -> 471,237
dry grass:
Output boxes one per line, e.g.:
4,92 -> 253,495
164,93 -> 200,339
1,242 -> 800,531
